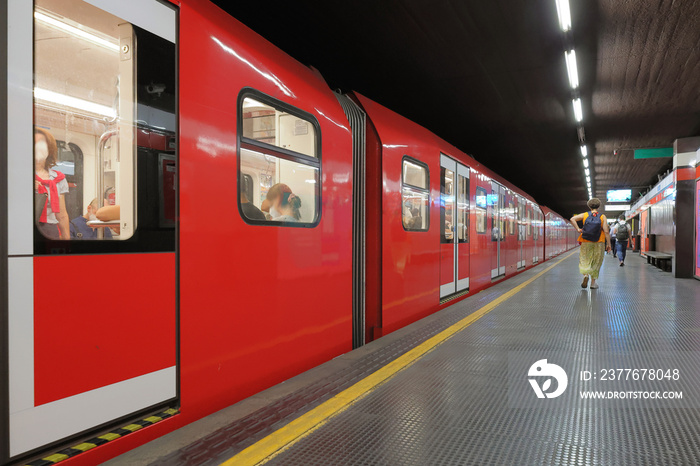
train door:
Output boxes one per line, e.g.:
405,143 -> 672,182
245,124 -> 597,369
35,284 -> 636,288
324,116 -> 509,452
439,155 -> 470,298
517,197 -> 525,268
640,209 -> 649,256
456,164 -> 470,292
440,155 -> 456,297
5,0 -> 178,460
490,182 -> 505,278
696,179 -> 700,279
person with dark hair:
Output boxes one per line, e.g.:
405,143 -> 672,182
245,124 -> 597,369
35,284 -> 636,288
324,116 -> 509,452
240,175 -> 266,220
611,214 -> 631,266
272,191 -> 302,222
261,183 -> 291,220
569,198 -> 611,289
34,127 -> 70,240
410,207 -> 423,229
609,220 -> 617,257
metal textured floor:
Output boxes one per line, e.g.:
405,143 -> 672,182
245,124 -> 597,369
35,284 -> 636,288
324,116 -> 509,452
111,251 -> 700,466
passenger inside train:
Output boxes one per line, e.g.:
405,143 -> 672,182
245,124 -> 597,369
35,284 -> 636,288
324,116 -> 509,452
260,183 -> 291,220
34,127 -> 70,240
240,175 -> 266,221
32,0 -> 178,246
239,95 -> 319,225
401,158 -> 429,231
272,192 -> 302,222
69,198 -> 112,240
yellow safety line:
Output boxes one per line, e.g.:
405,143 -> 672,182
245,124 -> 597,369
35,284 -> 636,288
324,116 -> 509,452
222,251 -> 577,466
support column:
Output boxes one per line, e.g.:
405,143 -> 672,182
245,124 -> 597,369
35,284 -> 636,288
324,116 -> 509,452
672,137 -> 700,278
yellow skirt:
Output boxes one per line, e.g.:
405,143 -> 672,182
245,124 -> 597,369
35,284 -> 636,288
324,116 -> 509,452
579,242 -> 605,279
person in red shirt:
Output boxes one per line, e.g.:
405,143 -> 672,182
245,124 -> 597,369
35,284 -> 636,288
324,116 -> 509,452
34,127 -> 70,240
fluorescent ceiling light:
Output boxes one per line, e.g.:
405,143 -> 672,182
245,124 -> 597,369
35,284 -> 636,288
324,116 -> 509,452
34,87 -> 116,118
586,176 -> 591,182
583,159 -> 589,168
573,98 -> 583,122
555,0 -> 572,31
565,50 -> 579,89
605,204 -> 630,211
34,11 -> 119,52
581,145 -> 587,157
584,168 -> 590,176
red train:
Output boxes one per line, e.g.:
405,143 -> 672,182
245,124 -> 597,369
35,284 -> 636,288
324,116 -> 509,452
1,0 -> 576,464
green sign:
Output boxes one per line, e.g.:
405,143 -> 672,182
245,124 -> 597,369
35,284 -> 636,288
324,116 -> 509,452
634,147 -> 673,159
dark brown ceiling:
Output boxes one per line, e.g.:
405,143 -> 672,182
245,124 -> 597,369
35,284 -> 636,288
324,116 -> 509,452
210,0 -> 700,216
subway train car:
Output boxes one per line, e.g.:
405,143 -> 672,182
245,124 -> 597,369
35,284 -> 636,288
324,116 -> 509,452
0,0 -> 575,464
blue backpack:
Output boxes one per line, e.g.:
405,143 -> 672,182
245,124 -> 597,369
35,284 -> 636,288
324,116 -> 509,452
581,211 -> 602,241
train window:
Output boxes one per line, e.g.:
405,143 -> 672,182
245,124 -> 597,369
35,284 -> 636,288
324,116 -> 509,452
498,193 -> 505,241
457,175 -> 469,243
475,187 -> 487,233
440,167 -> 454,242
508,201 -> 515,236
238,90 -> 321,226
33,0 -> 176,244
241,97 -> 317,158
527,208 -> 532,237
402,157 -> 430,231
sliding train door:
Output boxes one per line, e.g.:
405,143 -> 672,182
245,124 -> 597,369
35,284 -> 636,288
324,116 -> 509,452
440,155 -> 457,297
4,0 -> 178,461
455,164 -> 470,291
517,197 -> 525,268
696,179 -> 700,279
491,182 -> 505,278
439,155 -> 469,298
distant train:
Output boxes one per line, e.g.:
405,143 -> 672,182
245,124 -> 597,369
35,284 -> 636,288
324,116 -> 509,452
1,0 -> 576,464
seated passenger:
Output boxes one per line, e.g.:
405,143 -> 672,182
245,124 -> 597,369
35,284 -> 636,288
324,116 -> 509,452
262,183 -> 291,220
410,207 -> 422,229
272,191 -> 302,222
70,198 -> 112,239
240,175 -> 265,220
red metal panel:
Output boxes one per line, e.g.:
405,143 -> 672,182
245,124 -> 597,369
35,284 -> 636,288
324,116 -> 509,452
33,253 -> 176,405
440,243 -> 454,287
696,179 -> 700,278
458,243 -> 469,280
177,0 -> 353,423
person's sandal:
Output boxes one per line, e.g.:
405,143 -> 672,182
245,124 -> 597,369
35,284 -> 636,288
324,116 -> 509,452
581,276 -> 589,288
590,282 -> 599,289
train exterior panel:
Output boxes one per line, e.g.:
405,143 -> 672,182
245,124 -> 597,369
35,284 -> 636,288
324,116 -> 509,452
0,0 -> 576,464
178,0 -> 354,423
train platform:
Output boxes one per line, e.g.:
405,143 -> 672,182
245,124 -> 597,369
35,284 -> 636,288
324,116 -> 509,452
106,250 -> 700,466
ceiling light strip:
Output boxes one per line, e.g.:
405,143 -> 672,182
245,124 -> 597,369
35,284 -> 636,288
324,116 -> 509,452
572,98 -> 583,122
565,50 -> 578,89
555,0 -> 572,32
34,87 -> 117,118
34,11 -> 119,52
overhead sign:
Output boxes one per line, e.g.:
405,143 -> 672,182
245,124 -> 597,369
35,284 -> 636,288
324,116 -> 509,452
634,147 -> 673,159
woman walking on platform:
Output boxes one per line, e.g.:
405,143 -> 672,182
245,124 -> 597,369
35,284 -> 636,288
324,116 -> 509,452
570,198 -> 611,289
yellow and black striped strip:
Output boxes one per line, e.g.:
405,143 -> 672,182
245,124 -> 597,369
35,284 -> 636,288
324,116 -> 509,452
24,408 -> 179,466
